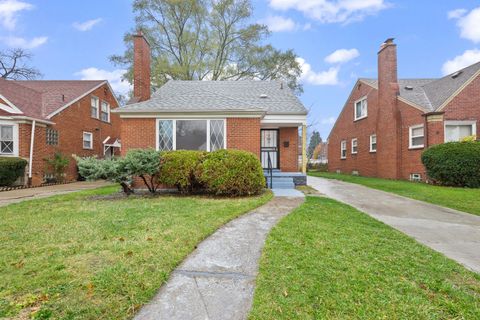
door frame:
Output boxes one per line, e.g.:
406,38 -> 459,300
260,129 -> 280,169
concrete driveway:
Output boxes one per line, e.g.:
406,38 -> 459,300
308,176 -> 480,273
0,181 -> 113,207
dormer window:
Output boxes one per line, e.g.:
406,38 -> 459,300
354,97 -> 367,121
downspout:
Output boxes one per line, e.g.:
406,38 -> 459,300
28,120 -> 36,186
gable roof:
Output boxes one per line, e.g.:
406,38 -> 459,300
360,61 -> 480,112
0,79 -> 107,120
116,80 -> 307,115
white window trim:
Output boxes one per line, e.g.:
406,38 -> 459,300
155,119 -> 227,152
409,124 -> 425,149
101,101 -> 110,123
369,134 -> 377,153
83,131 -> 93,150
91,96 -> 99,119
340,140 -> 347,159
444,120 -> 477,142
351,138 -> 358,154
354,96 -> 368,121
0,121 -> 19,156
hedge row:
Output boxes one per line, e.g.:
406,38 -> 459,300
159,149 -> 265,196
422,141 -> 480,188
0,157 -> 27,186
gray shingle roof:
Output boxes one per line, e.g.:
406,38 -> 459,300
117,80 -> 307,115
360,61 -> 480,111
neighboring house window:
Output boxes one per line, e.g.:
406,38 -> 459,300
101,101 -> 110,122
0,125 -> 14,154
46,128 -> 59,145
340,140 -> 347,159
91,96 -> 99,118
409,125 -> 425,149
445,121 -> 477,142
83,132 -> 93,149
370,134 -> 377,152
354,97 -> 367,121
351,138 -> 358,154
157,119 -> 225,152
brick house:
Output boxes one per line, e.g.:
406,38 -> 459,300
0,79 -> 121,185
328,38 -> 480,181
113,32 -> 308,187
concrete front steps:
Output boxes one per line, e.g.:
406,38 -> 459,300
264,170 -> 306,189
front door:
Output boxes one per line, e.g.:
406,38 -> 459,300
261,129 -> 279,169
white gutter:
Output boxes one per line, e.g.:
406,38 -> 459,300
28,120 -> 36,181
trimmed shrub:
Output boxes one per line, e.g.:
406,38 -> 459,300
121,149 -> 162,193
158,150 -> 206,193
0,157 -> 27,186
421,141 -> 480,188
199,149 -> 264,196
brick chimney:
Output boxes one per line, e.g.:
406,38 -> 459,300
133,30 -> 151,102
376,38 -> 401,179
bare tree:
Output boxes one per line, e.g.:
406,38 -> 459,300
0,48 -> 42,80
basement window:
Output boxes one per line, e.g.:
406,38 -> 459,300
410,173 -> 422,182
157,119 -> 225,152
409,125 -> 424,149
354,97 -> 368,121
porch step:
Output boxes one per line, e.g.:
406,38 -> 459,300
265,176 -> 295,189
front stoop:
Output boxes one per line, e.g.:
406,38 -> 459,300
264,170 -> 306,189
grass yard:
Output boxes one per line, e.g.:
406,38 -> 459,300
0,186 -> 272,319
249,196 -> 480,319
309,171 -> 480,216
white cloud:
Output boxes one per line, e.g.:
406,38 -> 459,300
447,8 -> 466,20
75,67 -> 131,96
321,116 -> 336,125
442,49 -> 480,75
268,0 -> 389,24
325,48 -> 359,64
261,15 -> 296,32
72,18 -> 102,32
449,7 -> 480,43
1,35 -> 47,49
0,0 -> 32,30
296,57 -> 339,85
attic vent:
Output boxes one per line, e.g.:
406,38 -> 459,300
451,71 -> 462,79
404,86 -> 413,90
259,94 -> 268,99
62,94 -> 65,101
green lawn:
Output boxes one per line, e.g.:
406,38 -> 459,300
309,171 -> 480,216
249,196 -> 480,320
0,186 -> 272,319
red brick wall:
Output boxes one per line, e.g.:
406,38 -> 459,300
133,33 -> 151,102
279,127 -> 299,172
17,83 -> 120,185
120,118 -> 157,155
328,81 -> 378,177
226,118 -> 261,158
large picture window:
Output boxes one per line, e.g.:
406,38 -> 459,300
157,119 -> 225,152
445,121 -> 476,142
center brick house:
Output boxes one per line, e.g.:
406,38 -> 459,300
328,38 -> 480,181
113,32 -> 308,188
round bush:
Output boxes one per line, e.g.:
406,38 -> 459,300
158,150 -> 206,193
0,157 -> 28,186
199,149 -> 265,196
421,141 -> 480,188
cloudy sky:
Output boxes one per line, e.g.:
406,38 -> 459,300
0,0 -> 479,138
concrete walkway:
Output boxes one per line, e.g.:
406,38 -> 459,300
0,180 -> 113,207
308,176 -> 480,273
134,195 -> 304,320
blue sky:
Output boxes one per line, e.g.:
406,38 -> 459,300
1,0 -> 480,139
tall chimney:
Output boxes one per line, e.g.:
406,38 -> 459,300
133,30 -> 151,102
376,38 -> 401,179
378,38 -> 398,95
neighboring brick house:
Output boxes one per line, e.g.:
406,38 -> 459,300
0,79 -> 120,185
328,38 -> 480,181
113,32 -> 308,186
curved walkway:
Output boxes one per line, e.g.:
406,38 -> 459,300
308,176 -> 480,273
134,195 -> 304,320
